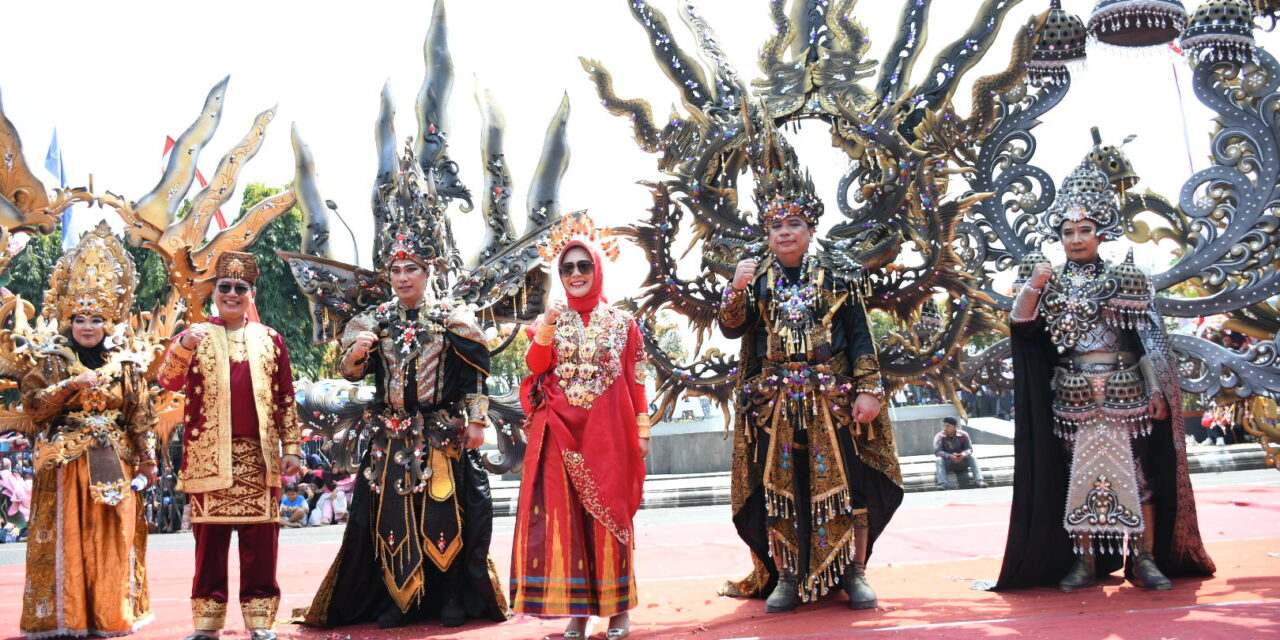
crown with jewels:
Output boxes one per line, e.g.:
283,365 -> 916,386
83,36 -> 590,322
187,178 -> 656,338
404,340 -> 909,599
43,221 -> 137,330
537,211 -> 620,263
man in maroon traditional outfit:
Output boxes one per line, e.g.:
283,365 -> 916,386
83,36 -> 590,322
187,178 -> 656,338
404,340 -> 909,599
158,251 -> 303,640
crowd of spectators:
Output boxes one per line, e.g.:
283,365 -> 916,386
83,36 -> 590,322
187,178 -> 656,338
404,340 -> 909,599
0,434 -> 32,543
278,452 -> 353,528
0,431 -> 355,542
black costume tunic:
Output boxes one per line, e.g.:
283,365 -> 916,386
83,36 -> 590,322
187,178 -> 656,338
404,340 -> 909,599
719,261 -> 903,601
301,307 -> 508,626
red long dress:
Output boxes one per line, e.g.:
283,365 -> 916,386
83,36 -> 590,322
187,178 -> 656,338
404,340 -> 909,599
510,245 -> 648,617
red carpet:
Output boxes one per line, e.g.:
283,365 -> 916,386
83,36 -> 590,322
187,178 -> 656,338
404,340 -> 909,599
3,482 -> 1278,639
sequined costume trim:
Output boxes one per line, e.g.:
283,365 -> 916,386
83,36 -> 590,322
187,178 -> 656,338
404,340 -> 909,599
191,597 -> 227,631
240,596 -> 280,630
562,450 -> 632,545
719,286 -> 749,329
553,305 -> 630,409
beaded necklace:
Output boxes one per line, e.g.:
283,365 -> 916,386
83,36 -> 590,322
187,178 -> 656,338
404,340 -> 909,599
768,255 -> 822,357
1042,259 -> 1119,352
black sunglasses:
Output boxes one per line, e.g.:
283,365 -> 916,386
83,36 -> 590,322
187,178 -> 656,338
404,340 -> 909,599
559,260 -> 594,277
217,283 -> 251,295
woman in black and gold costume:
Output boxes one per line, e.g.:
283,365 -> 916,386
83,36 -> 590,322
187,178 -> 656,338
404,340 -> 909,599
19,222 -> 158,638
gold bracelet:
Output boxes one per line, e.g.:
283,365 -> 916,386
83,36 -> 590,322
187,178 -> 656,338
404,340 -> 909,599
636,413 -> 652,439
534,321 -> 556,346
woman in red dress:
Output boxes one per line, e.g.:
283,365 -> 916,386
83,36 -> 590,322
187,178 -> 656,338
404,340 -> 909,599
511,217 -> 650,640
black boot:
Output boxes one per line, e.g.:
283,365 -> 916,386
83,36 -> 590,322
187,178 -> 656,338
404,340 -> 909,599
1127,551 -> 1172,591
1127,505 -> 1172,591
844,527 -> 877,610
1058,553 -> 1097,592
440,593 -> 466,628
765,570 -> 801,613
376,604 -> 411,629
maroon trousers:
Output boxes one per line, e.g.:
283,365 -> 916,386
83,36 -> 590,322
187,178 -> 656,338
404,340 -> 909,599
191,522 -> 281,603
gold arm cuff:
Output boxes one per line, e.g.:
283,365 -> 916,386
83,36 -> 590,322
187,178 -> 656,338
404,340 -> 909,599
36,378 -> 76,407
534,321 -> 556,346
466,393 -> 490,423
339,351 -> 369,380
158,341 -> 194,385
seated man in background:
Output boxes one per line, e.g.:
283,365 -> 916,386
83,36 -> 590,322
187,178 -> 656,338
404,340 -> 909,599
934,417 -> 987,490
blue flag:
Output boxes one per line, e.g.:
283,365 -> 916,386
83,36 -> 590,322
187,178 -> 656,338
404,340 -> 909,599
44,129 -> 72,247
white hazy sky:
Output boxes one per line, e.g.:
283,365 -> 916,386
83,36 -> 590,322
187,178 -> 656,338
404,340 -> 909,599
3,0 -> 1275,303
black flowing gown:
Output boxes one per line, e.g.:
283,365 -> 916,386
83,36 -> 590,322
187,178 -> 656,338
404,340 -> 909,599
992,318 -> 1215,590
300,319 -> 508,626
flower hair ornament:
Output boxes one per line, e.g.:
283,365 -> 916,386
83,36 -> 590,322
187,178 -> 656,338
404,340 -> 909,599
537,211 -> 620,264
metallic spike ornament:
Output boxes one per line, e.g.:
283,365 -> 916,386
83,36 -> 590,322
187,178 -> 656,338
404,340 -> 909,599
374,142 -> 455,273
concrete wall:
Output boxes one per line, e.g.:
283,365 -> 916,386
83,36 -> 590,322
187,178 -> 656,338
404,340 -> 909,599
643,405 -> 1016,473
646,426 -> 734,475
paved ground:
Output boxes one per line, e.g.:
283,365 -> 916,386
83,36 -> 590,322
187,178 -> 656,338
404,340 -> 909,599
2,469 -> 1278,639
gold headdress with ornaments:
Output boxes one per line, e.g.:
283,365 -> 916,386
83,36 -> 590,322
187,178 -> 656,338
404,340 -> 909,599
214,251 -> 260,285
43,221 -> 137,331
537,211 -> 620,263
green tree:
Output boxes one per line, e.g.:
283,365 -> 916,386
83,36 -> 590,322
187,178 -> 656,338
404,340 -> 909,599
237,183 -> 326,380
121,242 -> 171,314
2,228 -> 64,315
488,328 -> 530,393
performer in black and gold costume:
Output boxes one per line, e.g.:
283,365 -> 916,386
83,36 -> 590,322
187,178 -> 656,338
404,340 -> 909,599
717,159 -> 903,613
993,146 -> 1215,593
298,152 -> 508,630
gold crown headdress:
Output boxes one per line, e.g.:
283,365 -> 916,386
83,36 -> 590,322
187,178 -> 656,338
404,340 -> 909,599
214,251 -> 260,284
537,211 -> 620,263
43,221 -> 137,330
